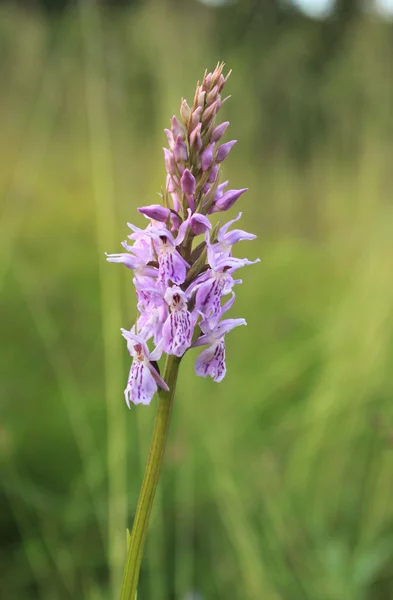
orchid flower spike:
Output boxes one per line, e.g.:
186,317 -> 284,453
106,64 -> 259,407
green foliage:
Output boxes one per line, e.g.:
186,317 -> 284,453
1,2 -> 393,598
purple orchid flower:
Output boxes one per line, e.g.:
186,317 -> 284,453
128,222 -> 190,287
137,306 -> 167,346
162,286 -> 194,357
105,239 -> 157,278
156,235 -> 189,286
134,280 -> 168,345
121,328 -> 169,407
188,232 -> 259,320
193,314 -> 246,382
190,266 -> 235,321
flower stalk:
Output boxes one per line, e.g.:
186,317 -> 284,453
120,354 -> 181,600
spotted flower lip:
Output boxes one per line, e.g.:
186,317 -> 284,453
162,286 -> 194,357
193,306 -> 246,382
121,329 -> 169,407
106,64 -> 259,407
195,339 -> 227,382
193,318 -> 246,382
156,238 -> 190,287
193,271 -> 236,321
188,245 -> 259,321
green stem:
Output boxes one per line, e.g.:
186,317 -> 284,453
120,354 -> 182,600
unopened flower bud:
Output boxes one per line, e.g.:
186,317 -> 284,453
211,188 -> 248,213
213,72 -> 226,92
206,85 -> 219,105
202,100 -> 219,123
197,90 -> 206,108
216,140 -> 237,164
207,165 -> 219,183
211,64 -> 222,85
201,143 -> 214,172
163,148 -> 177,175
171,116 -> 185,140
180,168 -> 196,196
164,128 -> 174,149
193,84 -> 201,105
138,204 -> 170,222
190,213 -> 212,235
190,123 -> 202,151
202,73 -> 212,91
180,99 -> 191,124
218,74 -> 226,91
190,106 -> 202,131
173,135 -> 188,164
211,121 -> 230,143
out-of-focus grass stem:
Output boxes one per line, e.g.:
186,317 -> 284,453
0,20 -> 67,289
79,1 -> 126,596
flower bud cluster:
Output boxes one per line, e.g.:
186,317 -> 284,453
107,64 -> 259,406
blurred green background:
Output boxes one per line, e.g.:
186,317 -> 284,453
1,0 -> 393,598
